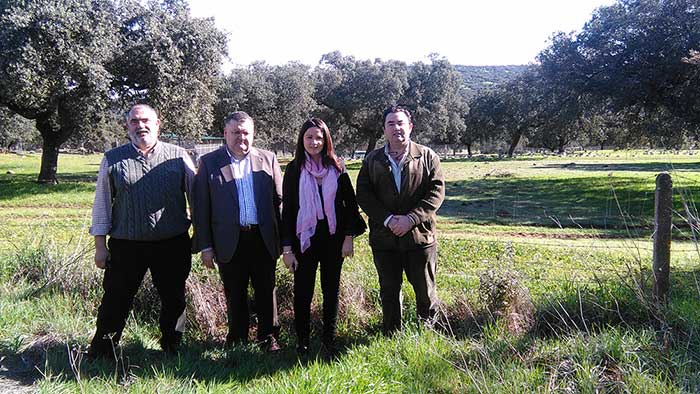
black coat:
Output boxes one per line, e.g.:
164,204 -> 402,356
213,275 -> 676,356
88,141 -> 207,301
281,159 -> 366,252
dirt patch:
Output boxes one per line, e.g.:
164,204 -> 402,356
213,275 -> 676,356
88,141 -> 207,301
0,377 -> 35,394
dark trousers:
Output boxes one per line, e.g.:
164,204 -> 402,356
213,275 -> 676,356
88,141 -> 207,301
218,227 -> 278,345
293,220 -> 343,347
90,232 -> 191,354
372,244 -> 439,334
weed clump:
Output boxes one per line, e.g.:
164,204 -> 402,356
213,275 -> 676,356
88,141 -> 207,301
8,236 -> 100,300
186,272 -> 227,341
338,267 -> 382,336
6,234 -> 174,331
479,268 -> 535,336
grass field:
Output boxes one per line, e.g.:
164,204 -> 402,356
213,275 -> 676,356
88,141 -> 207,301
1,150 -> 699,393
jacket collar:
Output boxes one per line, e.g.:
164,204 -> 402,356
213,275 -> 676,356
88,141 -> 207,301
408,141 -> 422,159
218,145 -> 265,177
382,141 -> 422,163
249,148 -> 264,172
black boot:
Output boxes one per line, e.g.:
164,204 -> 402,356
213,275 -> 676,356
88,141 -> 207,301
160,331 -> 183,355
87,331 -> 119,360
320,338 -> 337,361
296,337 -> 310,357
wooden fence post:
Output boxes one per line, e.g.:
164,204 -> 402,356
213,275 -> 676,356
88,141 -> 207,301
653,172 -> 673,305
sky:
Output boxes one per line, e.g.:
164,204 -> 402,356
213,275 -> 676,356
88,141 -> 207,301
189,0 -> 615,69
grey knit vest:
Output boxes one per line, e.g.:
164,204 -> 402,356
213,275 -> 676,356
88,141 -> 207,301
106,142 -> 190,241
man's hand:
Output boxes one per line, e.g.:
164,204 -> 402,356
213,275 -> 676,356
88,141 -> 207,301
201,249 -> 216,269
282,251 -> 298,273
341,236 -> 354,258
94,235 -> 108,269
388,215 -> 413,237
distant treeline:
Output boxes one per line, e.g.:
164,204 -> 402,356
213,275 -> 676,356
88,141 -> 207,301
0,0 -> 698,183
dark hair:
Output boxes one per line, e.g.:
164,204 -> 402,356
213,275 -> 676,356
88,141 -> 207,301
382,105 -> 412,124
224,111 -> 254,126
126,104 -> 159,121
294,118 -> 342,172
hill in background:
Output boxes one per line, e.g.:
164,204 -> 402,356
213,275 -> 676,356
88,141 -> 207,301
456,64 -> 528,97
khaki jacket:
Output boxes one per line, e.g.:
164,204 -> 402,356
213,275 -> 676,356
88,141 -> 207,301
356,142 -> 445,251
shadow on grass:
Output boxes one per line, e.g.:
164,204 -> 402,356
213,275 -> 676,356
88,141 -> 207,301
441,175 -> 699,230
0,172 -> 96,202
534,162 -> 700,173
0,331 -> 376,389
3,266 -> 700,389
0,340 -> 287,388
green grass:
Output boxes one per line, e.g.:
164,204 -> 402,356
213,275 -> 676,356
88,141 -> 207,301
1,150 -> 700,393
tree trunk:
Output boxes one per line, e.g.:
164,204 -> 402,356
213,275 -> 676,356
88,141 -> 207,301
365,136 -> 378,154
466,143 -> 473,158
35,111 -> 70,184
507,131 -> 522,158
557,136 -> 567,154
38,139 -> 60,184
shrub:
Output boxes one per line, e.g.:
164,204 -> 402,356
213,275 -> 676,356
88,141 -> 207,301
479,268 -> 535,336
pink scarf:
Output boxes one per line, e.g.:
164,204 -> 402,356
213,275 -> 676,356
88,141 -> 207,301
297,153 -> 338,253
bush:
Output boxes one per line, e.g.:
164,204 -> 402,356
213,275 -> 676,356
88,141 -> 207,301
479,268 -> 535,336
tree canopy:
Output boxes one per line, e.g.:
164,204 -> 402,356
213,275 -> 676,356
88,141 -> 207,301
0,0 -> 226,183
536,0 -> 700,145
464,0 -> 700,154
215,62 -> 316,152
4,0 -> 700,175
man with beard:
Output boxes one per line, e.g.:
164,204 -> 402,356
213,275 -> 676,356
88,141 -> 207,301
88,104 -> 195,358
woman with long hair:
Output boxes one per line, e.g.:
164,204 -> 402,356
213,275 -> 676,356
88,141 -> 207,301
281,118 -> 366,358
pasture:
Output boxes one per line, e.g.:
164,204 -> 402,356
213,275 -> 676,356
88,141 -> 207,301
0,150 -> 699,393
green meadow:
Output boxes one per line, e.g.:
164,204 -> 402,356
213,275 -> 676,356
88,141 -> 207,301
1,150 -> 699,393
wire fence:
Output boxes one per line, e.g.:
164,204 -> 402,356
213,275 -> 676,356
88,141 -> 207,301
1,170 -> 699,295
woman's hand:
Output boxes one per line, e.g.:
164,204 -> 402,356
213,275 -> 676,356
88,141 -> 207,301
282,249 -> 298,273
341,236 -> 354,258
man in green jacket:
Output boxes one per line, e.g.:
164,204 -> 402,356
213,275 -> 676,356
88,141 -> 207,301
356,105 -> 445,334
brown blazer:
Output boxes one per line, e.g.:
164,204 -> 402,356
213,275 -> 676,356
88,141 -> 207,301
356,141 -> 445,251
192,146 -> 283,263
